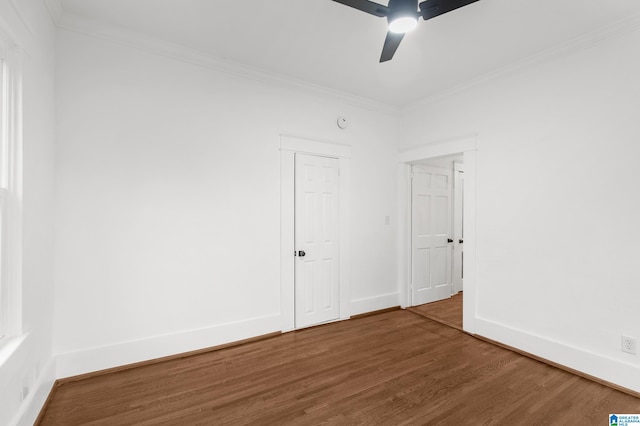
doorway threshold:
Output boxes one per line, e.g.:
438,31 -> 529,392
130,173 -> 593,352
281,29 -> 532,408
406,292 -> 463,331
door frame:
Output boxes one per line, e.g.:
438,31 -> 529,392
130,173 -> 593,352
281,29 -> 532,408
398,135 -> 477,334
452,162 -> 464,294
280,135 -> 351,332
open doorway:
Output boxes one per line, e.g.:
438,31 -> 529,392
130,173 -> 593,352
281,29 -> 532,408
397,137 -> 476,334
407,154 -> 464,329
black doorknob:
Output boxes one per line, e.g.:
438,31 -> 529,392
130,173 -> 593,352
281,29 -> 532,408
447,239 -> 453,243
298,250 -> 306,257
459,239 -> 464,244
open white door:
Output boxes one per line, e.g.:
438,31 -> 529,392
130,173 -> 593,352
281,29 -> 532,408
411,165 -> 453,306
453,163 -> 464,294
294,153 -> 340,328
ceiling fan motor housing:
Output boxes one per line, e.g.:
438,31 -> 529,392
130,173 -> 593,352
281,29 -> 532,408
387,0 -> 420,21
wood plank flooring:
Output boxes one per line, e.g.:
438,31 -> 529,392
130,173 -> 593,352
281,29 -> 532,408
39,310 -> 640,425
408,292 -> 463,330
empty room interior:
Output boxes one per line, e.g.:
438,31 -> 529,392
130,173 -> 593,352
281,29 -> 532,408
1,0 -> 640,424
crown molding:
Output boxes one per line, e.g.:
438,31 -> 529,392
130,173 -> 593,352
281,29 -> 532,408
7,0 -> 33,34
43,0 -> 64,24
51,10 -> 401,117
403,13 -> 640,113
44,4 -> 640,116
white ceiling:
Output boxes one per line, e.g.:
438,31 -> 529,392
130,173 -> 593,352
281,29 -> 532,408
56,0 -> 640,107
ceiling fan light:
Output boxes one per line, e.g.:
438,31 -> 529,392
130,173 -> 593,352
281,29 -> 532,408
388,16 -> 418,34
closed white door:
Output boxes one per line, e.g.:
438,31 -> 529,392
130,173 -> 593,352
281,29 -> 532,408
453,164 -> 464,293
411,165 -> 452,306
294,153 -> 340,328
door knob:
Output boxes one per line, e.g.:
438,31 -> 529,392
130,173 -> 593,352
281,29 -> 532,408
447,239 -> 453,243
459,239 -> 464,244
298,250 -> 306,257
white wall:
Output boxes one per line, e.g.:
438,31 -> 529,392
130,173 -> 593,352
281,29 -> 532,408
0,0 -> 57,425
54,29 -> 399,377
402,26 -> 640,392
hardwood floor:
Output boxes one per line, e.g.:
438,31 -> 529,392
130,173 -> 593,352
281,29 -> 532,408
39,310 -> 640,425
408,292 -> 463,330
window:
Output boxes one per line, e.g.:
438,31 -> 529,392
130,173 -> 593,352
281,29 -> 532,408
0,31 -> 22,341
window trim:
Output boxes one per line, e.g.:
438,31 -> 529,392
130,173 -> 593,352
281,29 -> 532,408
0,28 -> 23,341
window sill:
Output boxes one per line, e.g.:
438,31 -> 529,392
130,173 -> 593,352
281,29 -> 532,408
0,333 -> 27,368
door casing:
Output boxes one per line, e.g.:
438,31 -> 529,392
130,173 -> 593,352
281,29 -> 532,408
280,135 -> 351,332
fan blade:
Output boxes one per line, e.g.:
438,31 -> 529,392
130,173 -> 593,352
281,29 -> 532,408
419,0 -> 479,21
331,0 -> 390,17
380,31 -> 405,62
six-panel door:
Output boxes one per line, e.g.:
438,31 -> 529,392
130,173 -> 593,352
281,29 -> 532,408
411,165 -> 453,306
294,154 -> 340,328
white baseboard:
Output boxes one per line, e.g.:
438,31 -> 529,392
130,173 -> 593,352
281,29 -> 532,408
350,292 -> 400,316
13,357 -> 56,426
476,317 -> 640,394
56,314 -> 282,379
